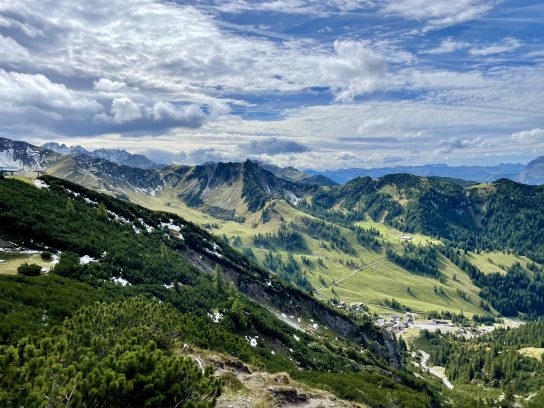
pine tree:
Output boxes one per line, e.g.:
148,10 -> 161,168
96,202 -> 107,219
66,198 -> 75,215
214,264 -> 225,294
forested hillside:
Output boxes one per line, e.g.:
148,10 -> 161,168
0,175 -> 443,407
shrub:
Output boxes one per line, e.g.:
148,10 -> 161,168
41,251 -> 53,261
17,263 -> 42,276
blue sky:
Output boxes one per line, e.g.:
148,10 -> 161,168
0,0 -> 543,169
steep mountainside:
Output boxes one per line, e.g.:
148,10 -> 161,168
43,142 -> 158,169
162,160 -> 315,214
0,137 -> 61,172
46,154 -> 165,198
0,175 -> 448,407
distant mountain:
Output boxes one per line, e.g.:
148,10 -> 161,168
0,137 -> 61,172
257,162 -> 337,186
42,142 -> 158,170
162,160 -> 315,219
305,163 -> 526,184
519,156 -> 544,185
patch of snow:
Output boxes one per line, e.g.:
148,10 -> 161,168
208,309 -> 224,323
163,283 -> 174,289
79,255 -> 96,265
111,276 -> 130,286
32,179 -> 49,189
51,254 -> 60,267
311,323 -> 319,330
84,197 -> 98,206
245,336 -> 258,347
293,335 -> 300,342
266,280 -> 272,287
138,218 -> 154,233
271,350 -> 276,355
0,260 -> 5,263
204,248 -> 223,258
107,210 -> 130,224
161,219 -> 184,232
285,191 -> 300,205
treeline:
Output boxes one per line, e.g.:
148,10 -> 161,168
441,246 -> 544,317
264,251 -> 313,293
354,226 -> 382,251
386,242 -> 440,278
291,217 -> 354,254
252,224 -> 308,252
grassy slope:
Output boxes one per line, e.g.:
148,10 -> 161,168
467,250 -> 534,275
0,252 -> 53,275
124,189 -> 492,317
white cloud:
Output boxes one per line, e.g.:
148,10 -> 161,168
469,37 -> 522,56
215,0 -> 375,15
0,69 -> 100,111
94,78 -> 128,92
421,38 -> 469,55
0,1 -> 389,101
384,0 -> 495,31
512,129 -> 544,143
309,40 -> 387,102
110,98 -> 141,123
0,34 -> 30,62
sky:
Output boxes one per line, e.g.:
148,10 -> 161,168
0,0 -> 543,169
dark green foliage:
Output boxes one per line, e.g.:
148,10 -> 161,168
441,247 -> 544,317
382,298 -> 411,312
40,251 -> 52,261
386,243 -> 440,277
0,274 -> 108,344
291,217 -> 354,254
354,226 -> 382,251
0,298 -> 221,407
263,251 -> 312,292
16,263 -> 42,276
204,206 -> 245,223
253,224 -> 308,252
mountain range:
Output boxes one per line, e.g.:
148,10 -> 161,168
2,136 -> 544,405
3,137 -> 542,185
42,142 -> 159,170
305,161 -> 544,185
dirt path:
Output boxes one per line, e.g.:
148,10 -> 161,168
316,258 -> 386,292
418,350 -> 454,389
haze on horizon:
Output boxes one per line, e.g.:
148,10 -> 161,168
0,0 -> 543,170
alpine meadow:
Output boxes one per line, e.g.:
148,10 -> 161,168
1,1 -> 544,407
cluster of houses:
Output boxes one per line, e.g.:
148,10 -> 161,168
376,312 -> 415,333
